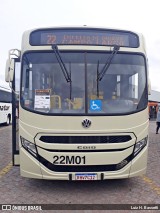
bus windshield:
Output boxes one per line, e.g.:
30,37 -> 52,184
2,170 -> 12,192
21,51 -> 147,115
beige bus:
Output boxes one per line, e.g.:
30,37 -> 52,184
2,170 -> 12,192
5,26 -> 149,180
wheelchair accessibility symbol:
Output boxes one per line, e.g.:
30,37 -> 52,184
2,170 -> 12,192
90,100 -> 102,111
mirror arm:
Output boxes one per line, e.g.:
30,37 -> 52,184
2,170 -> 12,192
9,49 -> 21,60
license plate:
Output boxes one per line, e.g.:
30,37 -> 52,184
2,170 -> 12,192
75,173 -> 97,181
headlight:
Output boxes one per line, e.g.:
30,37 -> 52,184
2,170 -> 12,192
20,136 -> 37,158
133,137 -> 148,157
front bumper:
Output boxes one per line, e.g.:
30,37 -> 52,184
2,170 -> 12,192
20,145 -> 147,180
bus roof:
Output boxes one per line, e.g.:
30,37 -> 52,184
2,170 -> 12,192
24,25 -> 140,34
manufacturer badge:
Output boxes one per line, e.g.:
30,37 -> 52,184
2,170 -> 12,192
82,119 -> 91,128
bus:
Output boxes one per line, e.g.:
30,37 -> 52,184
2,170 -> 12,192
0,86 -> 12,125
5,26 -> 150,180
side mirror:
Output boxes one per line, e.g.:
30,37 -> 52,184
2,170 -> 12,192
5,58 -> 15,82
148,78 -> 151,95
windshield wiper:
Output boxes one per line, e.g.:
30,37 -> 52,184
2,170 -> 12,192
96,60 -> 100,98
52,44 -> 71,82
69,62 -> 72,100
97,45 -> 120,81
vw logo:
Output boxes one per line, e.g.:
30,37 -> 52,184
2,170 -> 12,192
82,119 -> 91,128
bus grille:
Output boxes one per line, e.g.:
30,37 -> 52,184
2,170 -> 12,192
39,135 -> 132,144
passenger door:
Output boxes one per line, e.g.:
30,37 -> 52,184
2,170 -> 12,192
12,59 -> 20,165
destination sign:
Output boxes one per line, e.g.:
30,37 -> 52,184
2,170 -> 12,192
30,28 -> 139,47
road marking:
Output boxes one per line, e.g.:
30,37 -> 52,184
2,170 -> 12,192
141,175 -> 160,195
0,161 -> 12,178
